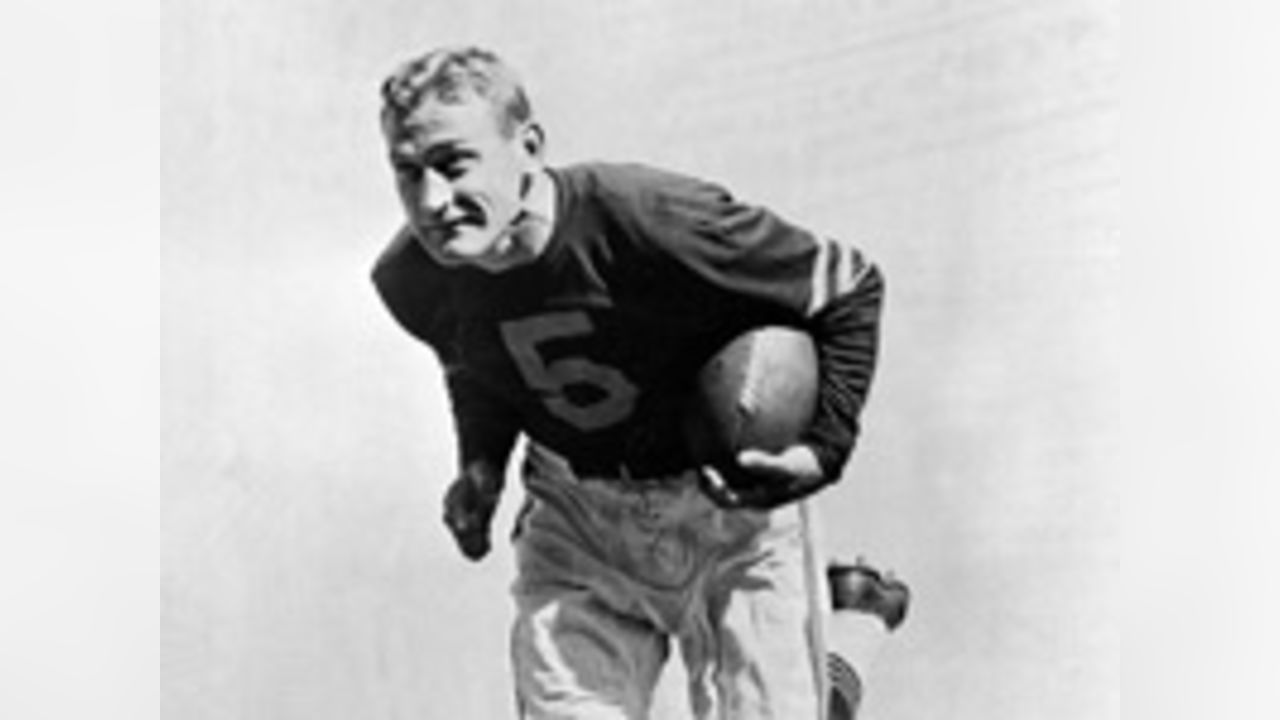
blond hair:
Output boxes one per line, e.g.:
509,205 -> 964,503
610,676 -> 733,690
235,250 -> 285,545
380,46 -> 533,137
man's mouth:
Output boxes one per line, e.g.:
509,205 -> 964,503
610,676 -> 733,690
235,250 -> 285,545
450,196 -> 486,228
420,202 -> 485,240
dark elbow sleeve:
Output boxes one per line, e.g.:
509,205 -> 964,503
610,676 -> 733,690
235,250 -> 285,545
801,264 -> 886,480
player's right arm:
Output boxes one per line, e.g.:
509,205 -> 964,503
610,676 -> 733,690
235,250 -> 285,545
372,227 -> 520,560
440,366 -> 519,560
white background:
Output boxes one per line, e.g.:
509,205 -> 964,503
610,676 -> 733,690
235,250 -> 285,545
2,1 -> 1279,719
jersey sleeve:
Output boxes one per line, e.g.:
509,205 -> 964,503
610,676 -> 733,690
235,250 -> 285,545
635,173 -> 886,481
443,366 -> 520,469
371,227 -> 458,360
799,260 -> 884,479
371,228 -> 520,471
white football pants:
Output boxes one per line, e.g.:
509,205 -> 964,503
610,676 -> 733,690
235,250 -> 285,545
510,442 -> 821,719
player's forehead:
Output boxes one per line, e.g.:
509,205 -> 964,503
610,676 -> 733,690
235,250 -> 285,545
384,96 -> 504,154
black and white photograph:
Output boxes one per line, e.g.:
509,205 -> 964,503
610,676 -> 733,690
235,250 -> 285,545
10,1 -> 1280,719
160,2 -> 1123,717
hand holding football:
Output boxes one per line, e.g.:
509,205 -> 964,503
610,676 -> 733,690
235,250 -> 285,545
685,325 -> 822,505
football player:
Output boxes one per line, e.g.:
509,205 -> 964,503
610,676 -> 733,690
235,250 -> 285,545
372,46 -> 903,719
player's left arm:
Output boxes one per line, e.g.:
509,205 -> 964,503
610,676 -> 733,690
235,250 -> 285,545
705,247 -> 885,510
644,177 -> 885,508
797,240 -> 886,481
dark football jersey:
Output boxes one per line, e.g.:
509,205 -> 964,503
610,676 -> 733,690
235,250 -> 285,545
374,162 -> 879,479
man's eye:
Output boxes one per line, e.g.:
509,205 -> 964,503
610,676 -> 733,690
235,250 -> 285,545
393,163 -> 422,180
434,159 -> 466,180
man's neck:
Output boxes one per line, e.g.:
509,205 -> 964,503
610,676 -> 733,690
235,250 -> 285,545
516,167 -> 557,258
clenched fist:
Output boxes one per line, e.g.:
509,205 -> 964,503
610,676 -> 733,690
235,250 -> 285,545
442,462 -> 506,561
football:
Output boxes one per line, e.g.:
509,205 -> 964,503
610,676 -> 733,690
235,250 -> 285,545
685,325 -> 819,483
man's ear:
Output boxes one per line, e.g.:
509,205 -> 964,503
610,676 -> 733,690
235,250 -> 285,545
520,122 -> 546,160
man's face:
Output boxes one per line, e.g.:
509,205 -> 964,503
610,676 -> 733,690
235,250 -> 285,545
384,96 -> 540,272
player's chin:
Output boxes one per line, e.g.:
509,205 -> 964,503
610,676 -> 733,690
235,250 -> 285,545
420,231 -> 492,267
412,225 -> 459,261
456,236 -> 533,273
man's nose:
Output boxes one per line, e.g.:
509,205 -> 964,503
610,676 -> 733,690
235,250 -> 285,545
421,168 -> 457,217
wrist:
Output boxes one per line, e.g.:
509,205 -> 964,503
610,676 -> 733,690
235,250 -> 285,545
461,459 -> 506,494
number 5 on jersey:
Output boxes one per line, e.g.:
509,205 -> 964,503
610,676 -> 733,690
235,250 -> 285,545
500,311 -> 639,432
